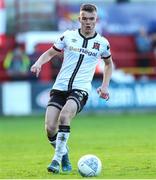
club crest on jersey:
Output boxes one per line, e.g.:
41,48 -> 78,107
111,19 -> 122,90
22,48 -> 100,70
92,42 -> 100,51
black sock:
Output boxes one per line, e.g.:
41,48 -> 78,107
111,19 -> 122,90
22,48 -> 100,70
58,125 -> 70,133
48,133 -> 57,148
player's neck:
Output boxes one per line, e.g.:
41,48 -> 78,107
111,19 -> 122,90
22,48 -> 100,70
80,29 -> 96,38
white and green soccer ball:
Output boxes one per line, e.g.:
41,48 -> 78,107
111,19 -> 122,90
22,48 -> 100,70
78,154 -> 102,177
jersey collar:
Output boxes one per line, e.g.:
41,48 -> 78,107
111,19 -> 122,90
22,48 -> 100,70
78,29 -> 97,40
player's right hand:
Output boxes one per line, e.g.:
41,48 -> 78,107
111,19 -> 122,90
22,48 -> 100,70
30,63 -> 41,77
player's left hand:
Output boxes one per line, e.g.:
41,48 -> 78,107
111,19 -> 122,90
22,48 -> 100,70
97,86 -> 110,101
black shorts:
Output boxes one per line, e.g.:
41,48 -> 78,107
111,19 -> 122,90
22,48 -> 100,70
47,89 -> 88,113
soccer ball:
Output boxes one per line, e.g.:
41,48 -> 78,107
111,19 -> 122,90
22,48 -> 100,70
77,154 -> 102,177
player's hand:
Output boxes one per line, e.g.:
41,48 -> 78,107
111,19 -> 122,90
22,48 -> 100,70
97,86 -> 110,101
30,63 -> 41,77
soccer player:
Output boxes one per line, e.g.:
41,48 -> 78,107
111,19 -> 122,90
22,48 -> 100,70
30,3 -> 113,174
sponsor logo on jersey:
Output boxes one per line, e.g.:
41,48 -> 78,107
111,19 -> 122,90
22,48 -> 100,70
69,46 -> 97,57
72,38 -> 77,43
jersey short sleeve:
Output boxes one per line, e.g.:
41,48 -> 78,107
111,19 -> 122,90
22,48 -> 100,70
101,38 -> 111,59
53,30 -> 69,52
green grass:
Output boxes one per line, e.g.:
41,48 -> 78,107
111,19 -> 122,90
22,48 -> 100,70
0,113 -> 156,179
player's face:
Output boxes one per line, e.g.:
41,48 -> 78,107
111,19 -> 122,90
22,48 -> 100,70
79,11 -> 97,35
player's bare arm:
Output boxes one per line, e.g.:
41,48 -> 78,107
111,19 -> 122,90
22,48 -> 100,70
97,56 -> 113,100
30,47 -> 60,77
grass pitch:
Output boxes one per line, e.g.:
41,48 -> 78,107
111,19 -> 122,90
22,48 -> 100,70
0,113 -> 156,179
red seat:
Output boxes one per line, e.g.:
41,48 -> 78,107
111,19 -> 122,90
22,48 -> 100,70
39,62 -> 52,82
105,35 -> 138,68
112,51 -> 138,68
106,35 -> 137,52
35,43 -> 52,53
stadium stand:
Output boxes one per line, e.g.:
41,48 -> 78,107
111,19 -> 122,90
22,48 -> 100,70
0,36 -> 15,81
0,35 -> 156,82
106,35 -> 137,68
106,35 -> 156,79
35,43 -> 52,53
0,53 -> 10,81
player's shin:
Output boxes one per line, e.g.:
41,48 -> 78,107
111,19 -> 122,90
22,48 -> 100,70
53,125 -> 70,164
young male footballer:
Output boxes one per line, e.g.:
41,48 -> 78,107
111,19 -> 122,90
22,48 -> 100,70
31,3 -> 113,174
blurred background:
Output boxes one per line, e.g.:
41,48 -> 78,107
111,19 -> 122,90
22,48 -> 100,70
0,0 -> 156,116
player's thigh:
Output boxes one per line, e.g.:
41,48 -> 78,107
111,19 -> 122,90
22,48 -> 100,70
45,106 -> 61,131
69,89 -> 88,113
60,99 -> 78,123
45,89 -> 66,131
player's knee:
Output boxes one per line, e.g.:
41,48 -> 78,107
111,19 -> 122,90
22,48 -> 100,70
59,109 -> 73,125
59,113 -> 69,124
45,123 -> 57,135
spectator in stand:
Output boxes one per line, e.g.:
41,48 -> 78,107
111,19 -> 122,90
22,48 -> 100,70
135,26 -> 152,68
148,20 -> 156,59
150,32 -> 156,59
3,43 -> 31,81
